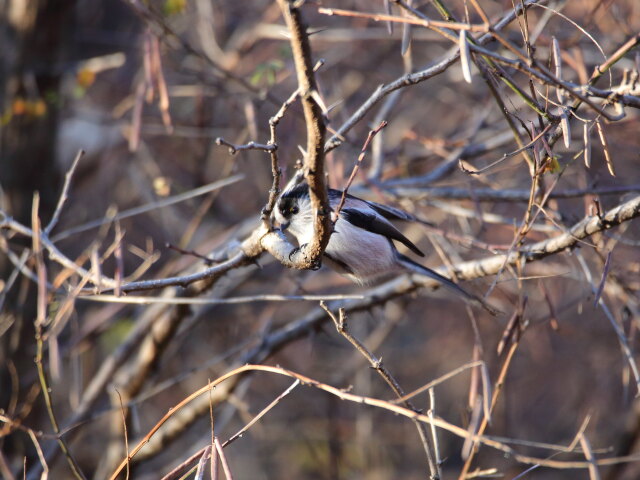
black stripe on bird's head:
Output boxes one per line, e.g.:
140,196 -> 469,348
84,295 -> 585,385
277,184 -> 308,221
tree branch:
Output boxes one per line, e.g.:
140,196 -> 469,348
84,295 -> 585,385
116,195 -> 640,466
275,0 -> 331,270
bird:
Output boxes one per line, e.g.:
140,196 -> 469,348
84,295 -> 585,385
273,181 -> 499,315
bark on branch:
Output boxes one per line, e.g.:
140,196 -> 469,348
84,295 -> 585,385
271,0 -> 331,270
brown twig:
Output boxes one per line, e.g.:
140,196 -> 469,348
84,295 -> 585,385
590,33 -> 640,83
467,0 -> 491,26
109,363 -> 640,479
468,42 -> 623,121
594,250 -> 613,307
6,192 -> 639,300
44,149 -> 84,236
579,432 -> 602,480
595,119 -> 616,176
32,195 -> 87,480
538,281 -> 560,331
334,120 -> 387,216
208,378 -> 216,480
166,243 -> 218,266
222,379 -> 299,448
370,184 -> 640,202
51,174 -> 243,242
214,437 -> 233,480
544,32 -> 640,152
320,302 -> 439,478
114,389 -> 130,480
458,297 -> 528,479
575,253 -> 640,392
318,6 -> 489,33
392,361 -> 486,404
324,0 -> 546,152
459,123 -> 552,175
194,445 -> 211,480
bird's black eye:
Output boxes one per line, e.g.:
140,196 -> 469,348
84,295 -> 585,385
278,199 -> 298,218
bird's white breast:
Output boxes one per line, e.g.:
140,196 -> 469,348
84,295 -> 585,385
324,217 -> 399,284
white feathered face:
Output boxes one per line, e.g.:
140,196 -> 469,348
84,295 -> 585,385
274,184 -> 314,244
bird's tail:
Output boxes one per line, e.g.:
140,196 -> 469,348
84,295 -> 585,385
396,253 -> 501,316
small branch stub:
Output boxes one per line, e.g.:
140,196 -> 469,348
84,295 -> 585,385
215,137 -> 276,155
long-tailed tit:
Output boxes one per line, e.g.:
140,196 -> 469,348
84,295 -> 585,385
274,181 -> 499,315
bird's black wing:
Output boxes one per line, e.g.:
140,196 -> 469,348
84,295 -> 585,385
364,200 -> 417,222
338,190 -> 416,222
365,199 -> 435,227
341,208 -> 424,257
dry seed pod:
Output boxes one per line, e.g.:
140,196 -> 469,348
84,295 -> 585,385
552,37 -> 564,104
460,30 -> 473,84
384,0 -> 393,35
583,122 -> 591,168
401,23 -> 412,56
561,110 -> 571,149
401,0 -> 413,56
596,120 -> 616,176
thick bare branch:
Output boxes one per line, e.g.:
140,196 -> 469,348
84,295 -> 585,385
275,0 -> 331,270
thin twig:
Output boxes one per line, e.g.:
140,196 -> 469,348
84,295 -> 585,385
45,149 -> 85,236
214,437 -> 233,480
576,254 -> 640,394
209,380 -> 216,480
468,0 -> 491,25
428,388 -> 443,476
460,124 -> 552,175
370,184 -> 640,202
392,361 -> 485,404
52,174 -> 243,242
109,363 -> 640,480
79,293 -> 363,305
335,120 -> 387,216
579,433 -> 602,480
594,250 -> 612,307
324,0 -> 548,152
32,195 -> 87,480
318,6 -> 489,33
34,194 -> 640,476
319,302 -> 439,479
165,243 -> 218,266
214,137 -> 277,155
27,429 -> 48,479
194,445 -> 211,480
468,42 -> 622,121
114,389 -> 130,480
222,379 -> 299,447
458,298 -> 527,479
